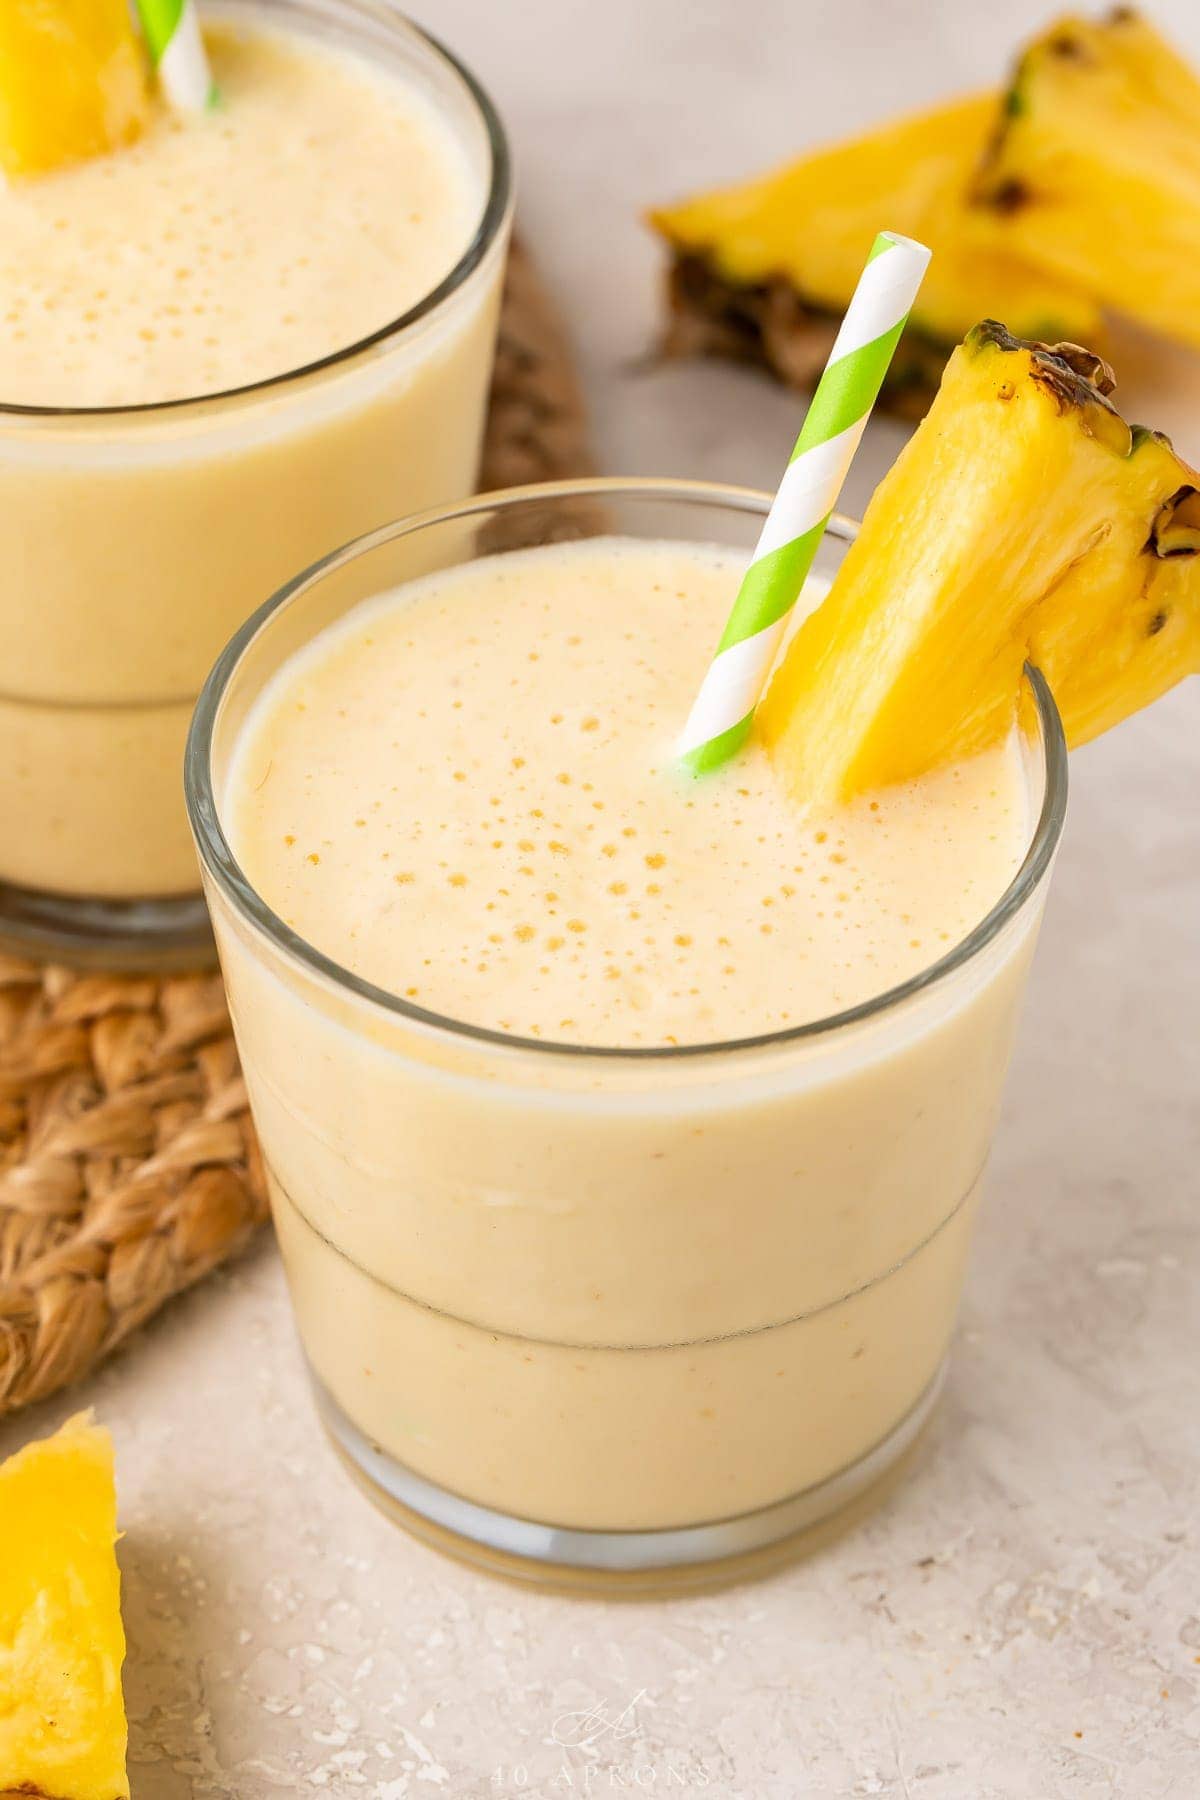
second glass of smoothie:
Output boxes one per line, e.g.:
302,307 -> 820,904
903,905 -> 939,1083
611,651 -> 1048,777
0,0 -> 510,964
187,479 -> 1067,1590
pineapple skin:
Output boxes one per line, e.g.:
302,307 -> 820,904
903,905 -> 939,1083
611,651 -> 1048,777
0,0 -> 149,178
0,1413 -> 129,1800
972,11 -> 1200,349
759,322 -> 1200,810
1037,429 -> 1200,745
651,94 -> 1102,397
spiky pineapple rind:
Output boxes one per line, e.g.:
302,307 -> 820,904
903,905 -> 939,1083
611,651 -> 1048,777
662,253 -> 953,419
967,319 -> 1118,402
1148,484 -> 1200,558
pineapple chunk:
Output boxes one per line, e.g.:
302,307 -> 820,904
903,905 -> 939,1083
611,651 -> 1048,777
0,1413 -> 129,1800
0,0 -> 149,178
651,95 -> 1101,412
759,322 -> 1200,810
972,11 -> 1200,350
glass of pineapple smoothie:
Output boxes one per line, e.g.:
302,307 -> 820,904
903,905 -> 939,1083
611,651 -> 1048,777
186,478 -> 1067,1589
0,0 -> 510,966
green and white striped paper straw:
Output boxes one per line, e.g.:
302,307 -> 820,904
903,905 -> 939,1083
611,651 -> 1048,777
135,0 -> 217,111
677,230 -> 931,775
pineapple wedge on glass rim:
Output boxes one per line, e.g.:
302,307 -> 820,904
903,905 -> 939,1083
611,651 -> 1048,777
0,0 -> 149,178
759,321 -> 1200,811
972,9 -> 1200,351
651,94 -> 1102,416
0,1411 -> 129,1800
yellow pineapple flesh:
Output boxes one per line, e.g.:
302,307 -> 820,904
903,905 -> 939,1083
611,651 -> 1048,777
972,10 -> 1200,350
0,1412 -> 129,1800
759,322 -> 1200,811
0,0 -> 150,178
651,95 -> 1102,410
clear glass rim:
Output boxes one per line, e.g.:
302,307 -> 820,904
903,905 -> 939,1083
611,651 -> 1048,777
185,476 -> 1070,1063
0,3 -> 512,422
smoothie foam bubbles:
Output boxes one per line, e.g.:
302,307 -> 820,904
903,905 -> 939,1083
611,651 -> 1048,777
226,536 -> 1031,1048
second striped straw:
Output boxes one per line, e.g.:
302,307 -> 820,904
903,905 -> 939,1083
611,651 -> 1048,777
135,0 -> 218,111
676,230 -> 931,775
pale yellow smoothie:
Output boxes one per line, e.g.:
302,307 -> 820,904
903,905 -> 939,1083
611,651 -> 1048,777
212,536 -> 1048,1537
0,2 -> 507,911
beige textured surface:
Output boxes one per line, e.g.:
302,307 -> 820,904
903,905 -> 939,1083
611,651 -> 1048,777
2,3 -> 1199,1794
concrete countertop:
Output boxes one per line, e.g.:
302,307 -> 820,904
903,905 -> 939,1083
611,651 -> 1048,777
3,2 -> 1198,1793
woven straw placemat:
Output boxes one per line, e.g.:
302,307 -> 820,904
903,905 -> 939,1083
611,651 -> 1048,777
0,239 -> 592,1418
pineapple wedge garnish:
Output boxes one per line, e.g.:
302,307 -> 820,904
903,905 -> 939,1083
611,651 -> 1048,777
651,95 -> 1101,415
0,1413 -> 129,1800
973,10 -> 1200,350
0,0 -> 149,178
759,322 -> 1200,810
